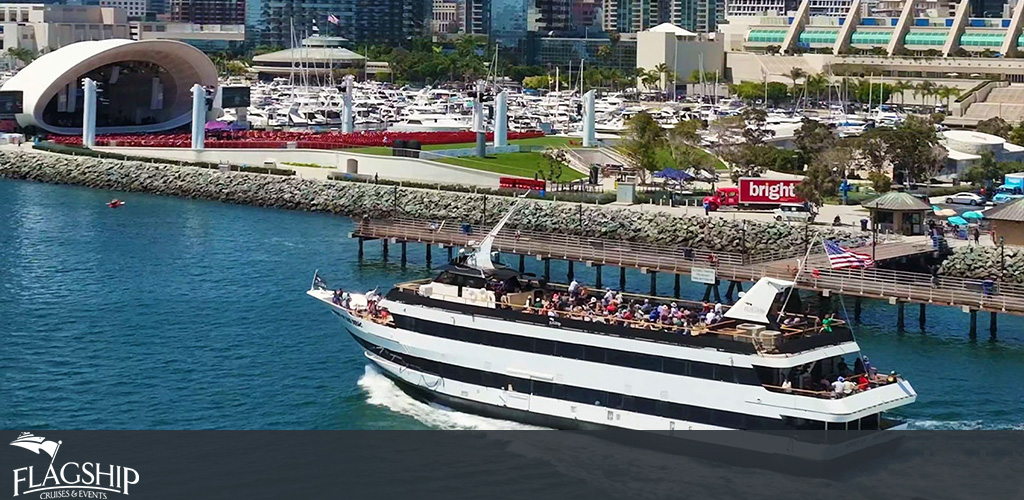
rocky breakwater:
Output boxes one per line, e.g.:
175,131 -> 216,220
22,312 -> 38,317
938,245 -> 1024,283
0,150 -> 862,253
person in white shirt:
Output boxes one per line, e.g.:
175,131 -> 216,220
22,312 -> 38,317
568,279 -> 580,294
832,377 -> 846,396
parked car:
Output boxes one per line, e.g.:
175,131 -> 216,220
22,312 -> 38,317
945,192 -> 985,206
773,203 -> 816,223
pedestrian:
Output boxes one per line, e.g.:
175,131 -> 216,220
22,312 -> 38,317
703,200 -> 710,216
973,227 -> 980,245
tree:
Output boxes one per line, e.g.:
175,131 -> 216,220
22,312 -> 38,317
738,108 -> 774,146
893,80 -> 912,106
787,67 -> 807,97
882,116 -> 946,185
916,80 -> 936,107
793,118 -> 836,164
6,47 -> 36,65
639,69 -> 659,90
595,44 -> 612,65
961,151 -> 1001,189
667,119 -> 714,178
977,117 -> 1011,139
804,73 -> 828,103
1009,121 -> 1024,146
522,75 -> 550,89
797,146 -> 851,208
654,63 -> 670,91
620,112 -> 666,179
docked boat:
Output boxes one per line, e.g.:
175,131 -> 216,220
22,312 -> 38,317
308,202 -> 917,461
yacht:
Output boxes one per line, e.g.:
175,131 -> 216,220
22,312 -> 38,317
308,201 -> 917,461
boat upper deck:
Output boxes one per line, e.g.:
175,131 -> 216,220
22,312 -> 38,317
388,278 -> 855,357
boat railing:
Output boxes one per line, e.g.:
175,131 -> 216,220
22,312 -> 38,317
761,372 -> 901,400
394,279 -> 843,349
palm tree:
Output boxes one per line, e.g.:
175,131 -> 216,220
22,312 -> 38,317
917,80 -> 936,107
788,67 -> 807,97
804,73 -> 828,103
640,69 -> 659,91
936,85 -> 961,110
608,69 -> 623,90
893,80 -> 911,106
654,63 -> 670,91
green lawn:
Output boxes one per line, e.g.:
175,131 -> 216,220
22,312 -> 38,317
345,136 -> 574,155
438,151 -> 586,182
651,145 -> 728,171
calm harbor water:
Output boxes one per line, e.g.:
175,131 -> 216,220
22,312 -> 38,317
2,178 -> 1023,430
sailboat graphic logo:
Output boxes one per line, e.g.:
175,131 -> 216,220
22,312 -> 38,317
9,433 -> 62,464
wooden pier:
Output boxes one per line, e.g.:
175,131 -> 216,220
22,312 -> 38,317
351,217 -> 1024,336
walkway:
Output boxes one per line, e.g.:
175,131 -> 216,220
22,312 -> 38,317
352,217 -> 1024,317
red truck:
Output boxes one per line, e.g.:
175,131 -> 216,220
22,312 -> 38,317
702,178 -> 805,211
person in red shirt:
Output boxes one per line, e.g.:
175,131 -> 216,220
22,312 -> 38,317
856,374 -> 869,392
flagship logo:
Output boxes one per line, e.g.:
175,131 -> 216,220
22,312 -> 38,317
10,433 -> 140,498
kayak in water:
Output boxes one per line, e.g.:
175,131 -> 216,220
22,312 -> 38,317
108,199 -> 125,208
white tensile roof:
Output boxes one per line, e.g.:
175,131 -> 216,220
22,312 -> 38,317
1,39 -> 218,135
648,23 -> 699,37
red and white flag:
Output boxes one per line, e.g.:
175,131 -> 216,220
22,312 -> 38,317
823,240 -> 875,269
327,14 -> 340,25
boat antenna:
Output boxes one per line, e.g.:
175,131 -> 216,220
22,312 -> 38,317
465,191 -> 530,271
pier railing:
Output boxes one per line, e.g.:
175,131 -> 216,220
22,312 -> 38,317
353,217 -> 1024,316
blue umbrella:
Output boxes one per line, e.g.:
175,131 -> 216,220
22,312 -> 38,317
652,168 -> 694,181
948,216 -> 968,226
962,211 -> 984,219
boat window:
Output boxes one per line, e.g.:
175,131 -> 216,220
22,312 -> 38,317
434,271 -> 457,285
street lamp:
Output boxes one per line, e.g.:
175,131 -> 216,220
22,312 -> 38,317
1000,236 -> 1006,280
871,214 -> 877,261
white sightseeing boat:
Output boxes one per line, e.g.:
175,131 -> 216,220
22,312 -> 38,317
308,200 -> 917,463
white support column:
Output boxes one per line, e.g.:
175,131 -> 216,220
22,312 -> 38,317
494,90 -> 508,147
82,78 -> 96,148
781,0 -> 811,54
833,0 -> 862,55
191,84 -> 206,151
887,0 -> 916,56
943,0 -> 971,57
341,75 -> 354,133
1000,0 -> 1024,57
582,89 -> 596,147
473,80 -> 486,157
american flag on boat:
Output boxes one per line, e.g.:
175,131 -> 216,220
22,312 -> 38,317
823,239 -> 875,269
327,14 -> 340,25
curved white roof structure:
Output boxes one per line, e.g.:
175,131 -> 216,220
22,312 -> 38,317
1,39 -> 218,135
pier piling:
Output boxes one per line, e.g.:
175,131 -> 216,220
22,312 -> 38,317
595,265 -> 603,289
724,281 -> 744,303
673,274 -> 680,299
896,302 -> 905,331
969,310 -> 978,339
619,267 -> 626,291
990,312 -> 998,339
919,303 -> 926,329
543,258 -> 551,281
854,297 -> 862,322
567,261 -> 574,282
381,239 -> 389,262
649,271 -> 657,296
357,237 -> 364,260
702,282 -> 722,303
425,244 -> 432,266
400,242 -> 407,268
518,254 -> 525,273
447,246 -> 453,262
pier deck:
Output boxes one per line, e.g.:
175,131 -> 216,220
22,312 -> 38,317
352,217 -> 1024,317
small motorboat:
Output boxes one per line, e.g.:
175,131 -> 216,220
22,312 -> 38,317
108,199 -> 125,208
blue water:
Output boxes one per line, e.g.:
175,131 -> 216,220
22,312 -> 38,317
2,178 -> 1023,430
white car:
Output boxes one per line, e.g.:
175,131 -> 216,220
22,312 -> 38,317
945,192 -> 985,206
773,204 -> 816,223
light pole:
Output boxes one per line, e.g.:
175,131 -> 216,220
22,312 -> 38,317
1000,236 -> 1006,280
871,213 -> 877,261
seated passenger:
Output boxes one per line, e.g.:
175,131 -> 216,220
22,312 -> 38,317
856,374 -> 870,392
831,377 -> 846,397
842,378 -> 857,395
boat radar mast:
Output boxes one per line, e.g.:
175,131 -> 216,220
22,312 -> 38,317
464,191 -> 529,272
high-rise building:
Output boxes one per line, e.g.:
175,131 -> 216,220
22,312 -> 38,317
530,0 -> 571,33
432,0 -> 458,33
99,0 -> 146,17
169,0 -> 245,24
602,0 -> 721,33
724,0 -> 853,17
463,0 -> 489,34
492,0 -> 527,46
571,0 -> 601,31
260,0 -> 430,47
